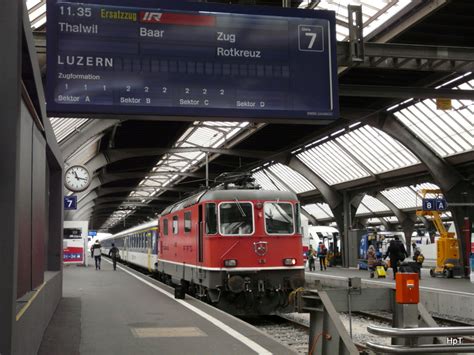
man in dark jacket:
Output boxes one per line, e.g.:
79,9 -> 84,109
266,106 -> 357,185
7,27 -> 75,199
384,236 -> 408,278
108,243 -> 120,271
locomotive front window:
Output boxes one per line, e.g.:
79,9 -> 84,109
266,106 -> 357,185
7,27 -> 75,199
264,202 -> 294,235
219,202 -> 254,236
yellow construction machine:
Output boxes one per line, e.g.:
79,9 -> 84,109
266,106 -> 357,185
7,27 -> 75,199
416,189 -> 462,278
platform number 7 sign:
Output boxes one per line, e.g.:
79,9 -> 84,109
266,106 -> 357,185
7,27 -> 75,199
64,196 -> 77,210
298,25 -> 324,52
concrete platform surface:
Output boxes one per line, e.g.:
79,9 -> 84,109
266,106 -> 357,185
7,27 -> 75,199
305,267 -> 474,321
39,258 -> 295,355
305,267 -> 474,295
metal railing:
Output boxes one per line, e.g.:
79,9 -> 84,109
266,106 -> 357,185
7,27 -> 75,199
367,325 -> 474,353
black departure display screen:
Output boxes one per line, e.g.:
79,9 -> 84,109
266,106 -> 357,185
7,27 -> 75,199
46,0 -> 338,122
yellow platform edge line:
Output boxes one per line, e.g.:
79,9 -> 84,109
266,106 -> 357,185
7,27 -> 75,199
16,281 -> 46,321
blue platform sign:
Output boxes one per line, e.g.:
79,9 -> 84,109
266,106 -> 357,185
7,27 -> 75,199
88,230 -> 97,236
64,195 -> 77,210
422,198 -> 447,211
46,0 -> 338,123
436,198 -> 447,211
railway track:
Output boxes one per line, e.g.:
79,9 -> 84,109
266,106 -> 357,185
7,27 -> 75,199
244,314 -> 369,354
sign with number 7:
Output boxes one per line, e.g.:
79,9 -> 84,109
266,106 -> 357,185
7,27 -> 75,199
64,196 -> 78,210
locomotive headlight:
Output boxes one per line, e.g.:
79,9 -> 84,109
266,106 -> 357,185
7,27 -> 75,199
224,259 -> 238,267
283,258 -> 297,266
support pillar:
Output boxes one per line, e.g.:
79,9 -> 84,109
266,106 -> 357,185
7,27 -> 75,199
337,192 -> 364,267
447,190 -> 474,276
47,166 -> 64,271
0,0 -> 22,352
401,218 -> 416,256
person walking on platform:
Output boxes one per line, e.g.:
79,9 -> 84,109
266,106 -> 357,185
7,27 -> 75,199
367,245 -> 376,278
384,236 -> 408,279
413,247 -> 424,279
317,242 -> 328,271
91,240 -> 102,270
108,243 -> 120,271
306,245 -> 316,272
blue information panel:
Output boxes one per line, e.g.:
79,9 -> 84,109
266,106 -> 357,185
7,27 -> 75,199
64,196 -> 78,210
46,0 -> 338,122
422,198 -> 447,211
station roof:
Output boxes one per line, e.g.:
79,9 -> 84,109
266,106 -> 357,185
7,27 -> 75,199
29,0 -> 474,231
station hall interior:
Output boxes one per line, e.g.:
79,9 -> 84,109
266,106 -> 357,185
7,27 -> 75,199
1,0 -> 474,354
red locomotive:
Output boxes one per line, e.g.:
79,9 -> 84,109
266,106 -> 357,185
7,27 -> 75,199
157,186 -> 304,315
103,182 -> 305,315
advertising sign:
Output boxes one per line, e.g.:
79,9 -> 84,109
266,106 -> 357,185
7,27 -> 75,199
63,227 -> 85,264
46,0 -> 338,122
63,247 -> 84,262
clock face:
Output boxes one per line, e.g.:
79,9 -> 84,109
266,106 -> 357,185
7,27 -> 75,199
65,165 -> 91,192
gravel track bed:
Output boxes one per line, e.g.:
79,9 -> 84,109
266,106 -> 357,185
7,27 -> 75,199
243,316 -> 309,354
244,312 -> 393,354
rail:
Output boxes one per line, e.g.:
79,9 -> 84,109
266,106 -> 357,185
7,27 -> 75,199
367,325 -> 474,353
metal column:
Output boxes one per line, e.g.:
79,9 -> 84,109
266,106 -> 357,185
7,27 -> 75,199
0,0 -> 22,352
343,191 -> 350,267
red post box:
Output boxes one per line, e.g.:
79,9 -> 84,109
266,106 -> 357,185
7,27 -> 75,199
395,273 -> 419,304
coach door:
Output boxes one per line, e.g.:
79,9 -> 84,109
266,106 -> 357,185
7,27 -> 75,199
198,205 -> 203,263
124,237 -> 128,261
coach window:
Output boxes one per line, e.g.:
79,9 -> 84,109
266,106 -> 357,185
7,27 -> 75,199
184,211 -> 192,233
219,202 -> 254,235
264,202 -> 294,235
205,203 -> 217,234
172,215 -> 179,234
163,219 -> 168,236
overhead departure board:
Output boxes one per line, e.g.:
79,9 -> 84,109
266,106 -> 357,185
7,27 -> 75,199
46,0 -> 338,122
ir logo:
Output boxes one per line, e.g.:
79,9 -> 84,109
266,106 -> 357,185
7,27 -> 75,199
140,12 -> 162,23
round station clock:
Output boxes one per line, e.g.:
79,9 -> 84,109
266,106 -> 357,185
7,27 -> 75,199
64,165 -> 91,192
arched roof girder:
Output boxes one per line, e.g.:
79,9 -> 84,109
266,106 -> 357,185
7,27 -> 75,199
95,186 -> 194,197
369,112 -> 474,261
75,195 -> 174,216
272,155 -> 357,234
263,168 -> 318,226
60,119 -> 121,161
85,147 -> 275,173
74,203 -> 164,221
368,113 -> 463,192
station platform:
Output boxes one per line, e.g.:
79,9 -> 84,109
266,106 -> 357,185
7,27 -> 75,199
39,258 -> 294,355
305,267 -> 474,322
